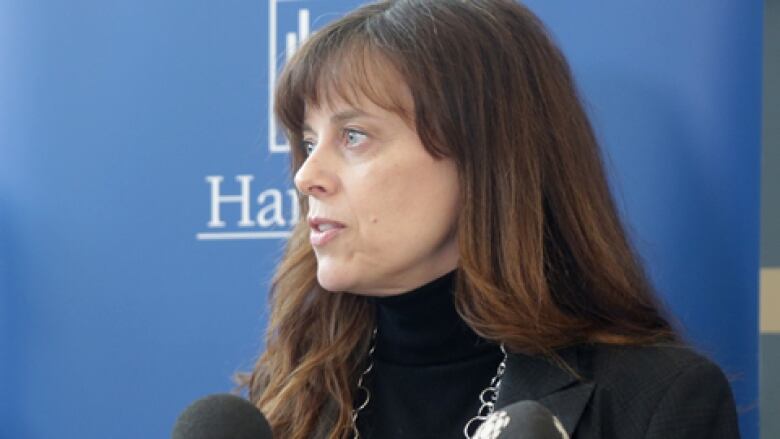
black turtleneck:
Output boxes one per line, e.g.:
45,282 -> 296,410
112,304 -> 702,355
355,271 -> 503,439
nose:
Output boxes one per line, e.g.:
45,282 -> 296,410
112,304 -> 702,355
294,152 -> 339,198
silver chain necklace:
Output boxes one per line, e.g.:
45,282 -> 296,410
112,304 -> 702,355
350,328 -> 508,439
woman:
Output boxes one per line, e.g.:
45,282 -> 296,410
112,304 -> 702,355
245,0 -> 740,438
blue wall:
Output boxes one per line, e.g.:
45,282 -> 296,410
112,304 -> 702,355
0,1 -> 761,438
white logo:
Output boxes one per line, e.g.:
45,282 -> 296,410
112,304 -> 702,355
196,175 -> 300,240
268,0 -> 312,153
197,1 -> 315,241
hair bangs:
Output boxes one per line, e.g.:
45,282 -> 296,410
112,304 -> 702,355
274,30 -> 413,165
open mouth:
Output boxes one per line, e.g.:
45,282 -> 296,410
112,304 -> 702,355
308,217 -> 346,246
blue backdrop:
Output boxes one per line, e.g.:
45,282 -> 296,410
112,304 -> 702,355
0,1 -> 762,438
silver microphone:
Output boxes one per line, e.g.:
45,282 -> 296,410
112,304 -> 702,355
474,400 -> 569,439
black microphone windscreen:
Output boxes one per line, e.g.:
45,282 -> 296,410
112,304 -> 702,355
171,393 -> 273,439
475,400 -> 568,439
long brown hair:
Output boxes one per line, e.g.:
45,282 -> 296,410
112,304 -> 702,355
247,1 -> 679,437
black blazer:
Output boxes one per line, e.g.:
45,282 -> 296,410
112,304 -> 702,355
495,344 -> 740,438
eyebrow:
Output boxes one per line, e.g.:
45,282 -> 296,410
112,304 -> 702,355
302,108 -> 377,132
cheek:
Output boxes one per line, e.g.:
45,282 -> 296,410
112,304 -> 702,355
351,171 -> 407,244
352,161 -> 459,249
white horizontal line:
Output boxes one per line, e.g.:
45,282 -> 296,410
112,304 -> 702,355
196,231 -> 292,240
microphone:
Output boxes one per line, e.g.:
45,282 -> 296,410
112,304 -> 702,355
171,393 -> 273,439
474,400 -> 569,439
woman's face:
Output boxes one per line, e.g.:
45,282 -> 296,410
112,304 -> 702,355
295,86 -> 460,296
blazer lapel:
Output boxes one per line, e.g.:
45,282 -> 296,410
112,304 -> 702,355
495,345 -> 595,437
537,381 -> 595,435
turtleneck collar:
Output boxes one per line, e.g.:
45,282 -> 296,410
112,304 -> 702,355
370,270 -> 499,366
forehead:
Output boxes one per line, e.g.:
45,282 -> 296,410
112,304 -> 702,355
303,94 -> 399,125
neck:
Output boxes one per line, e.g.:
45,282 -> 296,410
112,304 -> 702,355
369,270 -> 498,366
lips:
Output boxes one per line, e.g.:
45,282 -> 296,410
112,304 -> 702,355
308,216 -> 346,246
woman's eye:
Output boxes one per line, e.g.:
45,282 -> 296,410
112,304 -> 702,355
302,140 -> 315,156
344,129 -> 368,148
301,129 -> 366,156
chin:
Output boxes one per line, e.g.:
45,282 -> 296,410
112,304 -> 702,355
316,262 -> 356,293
